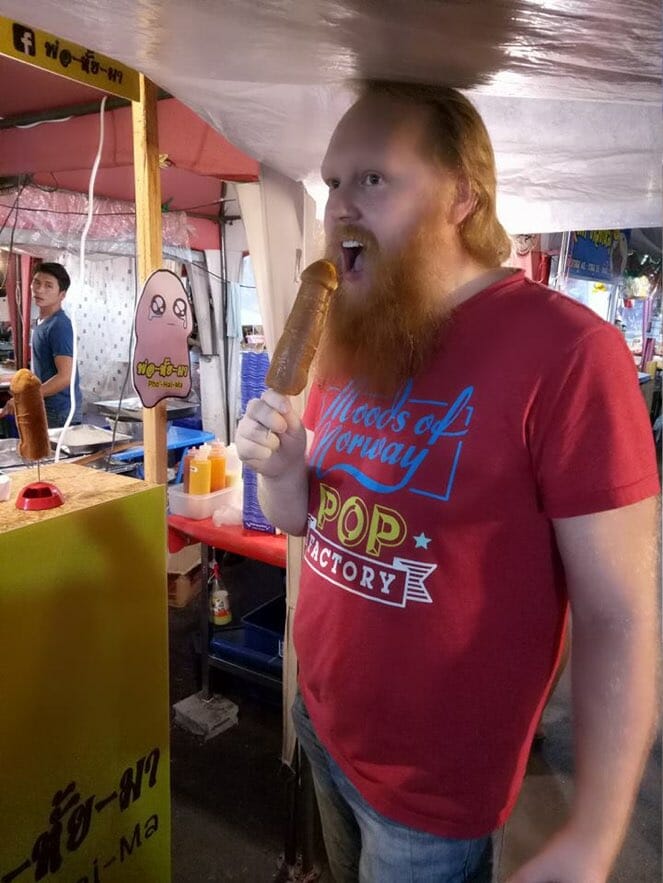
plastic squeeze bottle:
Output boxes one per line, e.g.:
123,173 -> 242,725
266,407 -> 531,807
224,443 -> 241,487
182,447 -> 197,493
209,561 -> 232,626
209,441 -> 226,492
188,449 -> 211,495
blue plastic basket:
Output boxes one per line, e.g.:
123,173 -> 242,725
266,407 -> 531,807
241,596 -> 286,658
209,626 -> 283,675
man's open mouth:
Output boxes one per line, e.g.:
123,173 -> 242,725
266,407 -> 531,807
341,239 -> 365,274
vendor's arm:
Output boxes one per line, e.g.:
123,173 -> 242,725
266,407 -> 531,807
509,496 -> 659,883
39,354 -> 73,398
235,389 -> 309,536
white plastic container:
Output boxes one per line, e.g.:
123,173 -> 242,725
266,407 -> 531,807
168,483 -> 241,521
212,482 -> 244,526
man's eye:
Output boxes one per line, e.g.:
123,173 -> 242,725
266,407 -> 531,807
361,173 -> 382,186
326,179 -> 340,191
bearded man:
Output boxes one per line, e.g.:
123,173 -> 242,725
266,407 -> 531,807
236,81 -> 659,883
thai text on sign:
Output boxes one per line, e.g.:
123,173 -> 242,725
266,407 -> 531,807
0,16 -> 140,101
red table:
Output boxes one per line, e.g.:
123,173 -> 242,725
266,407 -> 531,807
168,514 -> 287,695
168,514 -> 287,568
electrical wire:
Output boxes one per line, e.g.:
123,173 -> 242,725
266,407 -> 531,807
102,270 -> 140,472
4,179 -> 27,369
0,191 -> 250,288
0,198 -> 236,217
186,261 -> 256,289
8,199 -> 21,363
0,181 -> 25,240
54,96 -> 107,464
17,117 -> 74,129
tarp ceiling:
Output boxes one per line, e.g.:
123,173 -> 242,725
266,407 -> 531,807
0,0 -> 660,233
0,56 -> 259,223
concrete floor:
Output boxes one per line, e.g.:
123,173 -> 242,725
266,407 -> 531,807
500,670 -> 661,882
169,558 -> 661,882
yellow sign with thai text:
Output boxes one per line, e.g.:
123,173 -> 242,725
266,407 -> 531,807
0,15 -> 140,101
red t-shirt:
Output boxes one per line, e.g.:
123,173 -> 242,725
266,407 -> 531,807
295,270 -> 659,838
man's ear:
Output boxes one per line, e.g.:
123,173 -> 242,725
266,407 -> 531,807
451,174 -> 476,225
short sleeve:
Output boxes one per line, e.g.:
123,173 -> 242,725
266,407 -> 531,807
49,315 -> 74,359
527,323 -> 659,518
303,380 -> 324,432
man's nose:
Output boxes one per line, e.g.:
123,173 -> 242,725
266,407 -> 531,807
326,185 -> 360,225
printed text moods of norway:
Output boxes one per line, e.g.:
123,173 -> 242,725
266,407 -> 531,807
305,379 -> 474,608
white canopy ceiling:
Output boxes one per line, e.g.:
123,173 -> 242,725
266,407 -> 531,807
0,0 -> 660,232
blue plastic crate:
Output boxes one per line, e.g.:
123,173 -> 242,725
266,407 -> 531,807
210,626 -> 283,675
241,596 -> 286,658
172,416 -> 203,431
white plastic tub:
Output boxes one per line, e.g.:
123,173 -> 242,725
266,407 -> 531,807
168,483 -> 240,521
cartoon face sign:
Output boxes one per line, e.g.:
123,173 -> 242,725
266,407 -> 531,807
133,269 -> 192,408
150,294 -> 166,319
144,289 -> 188,329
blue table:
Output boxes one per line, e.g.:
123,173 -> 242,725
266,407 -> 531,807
111,426 -> 215,480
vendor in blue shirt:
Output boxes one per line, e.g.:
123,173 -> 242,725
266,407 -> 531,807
1,262 -> 82,428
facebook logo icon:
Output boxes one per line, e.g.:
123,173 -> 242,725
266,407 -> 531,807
12,24 -> 36,56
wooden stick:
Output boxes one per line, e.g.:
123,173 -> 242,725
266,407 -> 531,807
131,74 -> 167,484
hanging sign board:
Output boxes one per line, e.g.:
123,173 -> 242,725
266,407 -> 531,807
568,230 -> 630,281
133,269 -> 192,408
0,15 -> 140,101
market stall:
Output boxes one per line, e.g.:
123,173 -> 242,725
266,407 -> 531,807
0,25 -> 267,449
0,3 -> 659,881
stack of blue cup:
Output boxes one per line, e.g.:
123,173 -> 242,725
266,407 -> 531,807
240,351 -> 276,534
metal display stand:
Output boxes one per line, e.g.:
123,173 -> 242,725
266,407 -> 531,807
168,516 -> 321,880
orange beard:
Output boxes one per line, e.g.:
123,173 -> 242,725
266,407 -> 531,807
316,217 -> 456,396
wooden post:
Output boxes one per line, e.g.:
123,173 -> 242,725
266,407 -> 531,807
131,75 -> 167,484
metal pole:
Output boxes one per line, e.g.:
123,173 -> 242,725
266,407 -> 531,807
555,230 -> 571,291
200,543 -> 212,699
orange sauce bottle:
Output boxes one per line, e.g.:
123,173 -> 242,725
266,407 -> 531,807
182,447 -> 197,493
209,441 -> 226,492
189,451 -> 211,495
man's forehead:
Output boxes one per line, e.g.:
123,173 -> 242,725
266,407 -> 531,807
323,97 -> 432,169
33,273 -> 59,286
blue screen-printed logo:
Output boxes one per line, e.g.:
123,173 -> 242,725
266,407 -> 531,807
309,380 -> 474,502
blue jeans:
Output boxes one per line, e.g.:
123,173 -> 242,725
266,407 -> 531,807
292,693 -> 495,883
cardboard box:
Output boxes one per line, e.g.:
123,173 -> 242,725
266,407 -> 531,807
168,543 -> 202,608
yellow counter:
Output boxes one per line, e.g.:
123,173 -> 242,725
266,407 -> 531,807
0,463 -> 171,883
